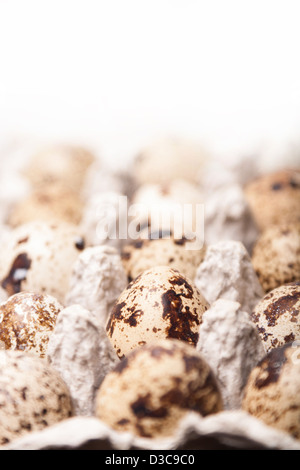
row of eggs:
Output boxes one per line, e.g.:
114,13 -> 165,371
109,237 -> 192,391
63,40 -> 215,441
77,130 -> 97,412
0,141 -> 299,447
0,263 -> 299,445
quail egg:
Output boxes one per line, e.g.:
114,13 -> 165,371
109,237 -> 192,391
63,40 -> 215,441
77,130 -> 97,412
7,183 -> 84,228
23,144 -> 95,193
0,221 -> 85,303
252,223 -> 300,292
95,339 -> 223,438
106,266 -> 210,359
133,137 -> 208,186
0,292 -> 63,358
0,350 -> 73,446
245,168 -> 300,231
242,342 -> 300,440
121,230 -> 206,283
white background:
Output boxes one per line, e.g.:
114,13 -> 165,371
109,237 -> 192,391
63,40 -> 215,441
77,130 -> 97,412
0,0 -> 300,168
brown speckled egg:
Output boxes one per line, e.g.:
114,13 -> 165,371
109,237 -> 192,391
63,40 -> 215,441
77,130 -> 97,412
121,230 -> 206,283
242,342 -> 300,440
252,223 -> 300,292
0,350 -> 73,446
251,282 -> 300,352
95,339 -> 223,438
0,221 -> 85,304
245,168 -> 300,231
0,292 -> 63,358
106,266 -> 210,359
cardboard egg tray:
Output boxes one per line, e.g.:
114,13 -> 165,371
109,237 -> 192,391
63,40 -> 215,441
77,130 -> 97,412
2,408 -> 300,450
0,141 -> 299,451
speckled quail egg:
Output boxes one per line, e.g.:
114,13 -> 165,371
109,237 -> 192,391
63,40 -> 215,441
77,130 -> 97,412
0,350 -> 73,446
121,230 -> 206,283
133,137 -> 209,186
0,292 -> 63,358
106,266 -> 210,359
7,183 -> 84,228
242,342 -> 300,441
251,282 -> 300,353
23,144 -> 95,193
251,223 -> 300,292
95,339 -> 223,438
0,220 -> 85,304
245,168 -> 300,231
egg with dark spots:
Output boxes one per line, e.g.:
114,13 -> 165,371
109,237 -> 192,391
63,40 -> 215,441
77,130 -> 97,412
0,221 -> 84,304
244,168 -> 300,231
0,292 -> 63,358
251,223 -> 300,292
242,342 -> 300,440
106,266 -> 210,358
0,350 -> 73,446
95,339 -> 223,438
251,282 -> 300,352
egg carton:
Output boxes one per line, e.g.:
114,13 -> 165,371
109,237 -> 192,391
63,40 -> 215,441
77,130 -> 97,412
1,247 -> 299,450
0,226 -> 299,449
2,409 -> 300,450
0,140 -> 299,450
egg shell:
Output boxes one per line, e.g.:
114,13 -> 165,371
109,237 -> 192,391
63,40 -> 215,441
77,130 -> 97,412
0,292 -> 63,357
106,266 -> 210,359
244,168 -> 300,231
24,144 -> 95,193
133,138 -> 208,185
0,350 -> 73,446
95,339 -> 223,438
252,223 -> 300,292
0,221 -> 85,304
251,282 -> 300,352
242,342 -> 300,440
121,232 -> 206,283
7,183 -> 84,228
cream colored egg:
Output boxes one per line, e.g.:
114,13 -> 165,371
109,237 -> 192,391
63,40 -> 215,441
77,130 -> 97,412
121,232 -> 206,282
106,266 -> 210,359
0,221 -> 85,304
95,339 -> 223,438
245,168 -> 300,231
252,223 -> 300,292
133,138 -> 209,186
24,144 -> 95,193
0,350 -> 73,446
7,183 -> 84,228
